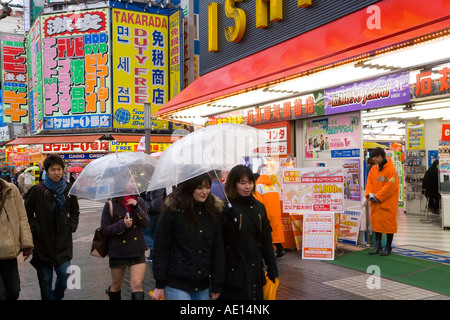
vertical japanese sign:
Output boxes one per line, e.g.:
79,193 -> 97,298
282,167 -> 344,260
112,9 -> 169,130
41,9 -> 111,130
1,33 -> 28,124
27,18 -> 44,133
169,10 -> 182,99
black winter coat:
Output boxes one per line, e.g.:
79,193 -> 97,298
100,196 -> 150,259
25,182 -> 80,267
152,195 -> 224,293
221,195 -> 279,300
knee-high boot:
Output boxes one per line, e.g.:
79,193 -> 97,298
369,232 -> 382,255
106,286 -> 121,300
131,291 -> 145,300
381,233 -> 393,256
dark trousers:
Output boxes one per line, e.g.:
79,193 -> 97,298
0,258 -> 21,300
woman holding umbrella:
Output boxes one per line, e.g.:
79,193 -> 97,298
221,165 -> 279,300
151,173 -> 224,300
101,178 -> 150,300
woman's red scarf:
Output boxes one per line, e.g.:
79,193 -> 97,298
120,195 -> 136,212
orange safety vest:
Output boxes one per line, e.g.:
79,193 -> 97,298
366,160 -> 399,233
254,175 -> 285,244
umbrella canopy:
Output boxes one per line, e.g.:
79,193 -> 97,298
147,123 -> 268,191
24,166 -> 40,172
68,166 -> 84,173
69,152 -> 158,201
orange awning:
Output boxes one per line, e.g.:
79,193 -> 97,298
6,134 -> 104,145
155,0 -> 450,117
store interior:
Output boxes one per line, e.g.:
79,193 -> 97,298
361,97 -> 450,252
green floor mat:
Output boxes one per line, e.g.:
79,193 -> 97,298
327,249 -> 450,296
328,249 -> 438,279
395,264 -> 450,296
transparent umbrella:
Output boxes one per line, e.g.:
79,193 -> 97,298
147,123 -> 269,192
69,151 -> 158,201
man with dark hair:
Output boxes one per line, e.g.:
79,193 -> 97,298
366,147 -> 399,256
25,154 -> 80,300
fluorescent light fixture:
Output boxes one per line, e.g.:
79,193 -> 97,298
361,35 -> 450,70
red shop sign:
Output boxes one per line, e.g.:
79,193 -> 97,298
443,124 -> 450,141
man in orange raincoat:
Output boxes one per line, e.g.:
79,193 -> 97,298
255,174 -> 286,257
366,147 -> 399,256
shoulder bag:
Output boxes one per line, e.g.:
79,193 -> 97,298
90,200 -> 113,258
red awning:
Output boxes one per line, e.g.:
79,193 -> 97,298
155,0 -> 450,117
6,134 -> 105,145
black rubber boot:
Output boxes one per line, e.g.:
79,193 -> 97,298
381,233 -> 393,256
131,291 -> 145,300
105,286 -> 121,300
369,232 -> 382,255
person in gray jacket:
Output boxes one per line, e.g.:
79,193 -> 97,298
0,179 -> 33,300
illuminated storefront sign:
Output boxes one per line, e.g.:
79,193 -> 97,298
40,9 -> 112,130
112,9 -> 169,130
1,34 -> 28,124
42,141 -> 108,153
27,19 -> 44,132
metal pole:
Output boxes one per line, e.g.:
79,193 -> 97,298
144,103 -> 151,155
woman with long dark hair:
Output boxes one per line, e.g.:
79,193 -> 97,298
221,165 -> 278,300
151,173 -> 224,300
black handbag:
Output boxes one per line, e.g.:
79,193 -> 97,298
90,200 -> 113,258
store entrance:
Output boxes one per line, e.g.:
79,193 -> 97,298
361,105 -> 450,251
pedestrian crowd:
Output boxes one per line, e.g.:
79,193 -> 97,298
0,153 -> 284,301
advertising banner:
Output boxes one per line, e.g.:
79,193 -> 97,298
304,112 -> 361,159
111,9 -> 169,130
169,10 -> 183,99
411,64 -> 450,99
324,72 -> 410,115
41,9 -> 112,130
407,121 -> 425,149
1,33 -> 28,124
27,18 -> 44,133
282,167 -> 343,259
338,210 -> 362,245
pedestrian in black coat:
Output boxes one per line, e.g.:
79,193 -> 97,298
152,173 -> 224,300
422,160 -> 440,214
25,154 -> 80,300
101,178 -> 150,300
221,165 -> 279,300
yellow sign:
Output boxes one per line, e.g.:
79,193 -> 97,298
112,9 -> 169,130
209,0 -> 312,51
407,121 -> 425,149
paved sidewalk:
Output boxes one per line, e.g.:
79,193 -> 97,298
16,199 -> 450,300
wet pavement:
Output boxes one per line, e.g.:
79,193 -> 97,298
15,199 -> 450,301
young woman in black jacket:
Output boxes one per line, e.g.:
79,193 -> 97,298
221,165 -> 279,300
151,173 -> 224,300
101,179 -> 150,300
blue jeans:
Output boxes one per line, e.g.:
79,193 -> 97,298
165,286 -> 210,300
35,260 -> 70,300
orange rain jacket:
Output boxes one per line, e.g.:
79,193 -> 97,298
366,160 -> 399,233
254,175 -> 285,244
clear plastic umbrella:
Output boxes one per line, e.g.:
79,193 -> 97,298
147,123 -> 269,192
69,151 -> 158,201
